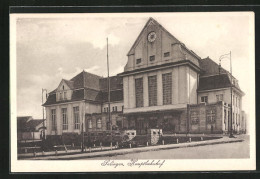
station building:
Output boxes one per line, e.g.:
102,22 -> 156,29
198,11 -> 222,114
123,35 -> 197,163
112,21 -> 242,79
43,17 -> 246,136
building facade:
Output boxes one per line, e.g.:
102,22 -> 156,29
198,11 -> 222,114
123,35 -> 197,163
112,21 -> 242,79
43,17 -> 246,136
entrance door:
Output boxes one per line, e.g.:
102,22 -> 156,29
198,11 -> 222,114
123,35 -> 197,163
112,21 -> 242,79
137,120 -> 147,135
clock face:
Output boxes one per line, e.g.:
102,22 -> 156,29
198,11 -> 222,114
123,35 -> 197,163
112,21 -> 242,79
148,31 -> 156,42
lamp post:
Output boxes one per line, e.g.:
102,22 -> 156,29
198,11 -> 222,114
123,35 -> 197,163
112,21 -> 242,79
42,88 -> 48,140
219,51 -> 235,138
107,38 -> 112,144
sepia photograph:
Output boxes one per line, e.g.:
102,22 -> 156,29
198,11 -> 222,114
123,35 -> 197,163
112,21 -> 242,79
10,12 -> 255,172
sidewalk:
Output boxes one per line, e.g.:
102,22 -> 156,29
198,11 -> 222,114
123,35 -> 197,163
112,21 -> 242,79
19,136 -> 244,160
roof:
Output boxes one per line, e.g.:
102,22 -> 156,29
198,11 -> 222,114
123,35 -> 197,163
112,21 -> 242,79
102,89 -> 123,102
198,74 -> 232,91
198,73 -> 244,94
70,71 -> 102,90
44,72 -> 123,106
44,89 -> 85,105
63,79 -> 74,89
26,120 -> 43,131
84,88 -> 103,102
198,57 -> 243,93
17,116 -> 32,131
99,76 -> 123,91
17,117 -> 43,132
199,57 -> 228,77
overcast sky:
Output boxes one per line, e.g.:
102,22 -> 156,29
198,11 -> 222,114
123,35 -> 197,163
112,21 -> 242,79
14,12 -> 254,119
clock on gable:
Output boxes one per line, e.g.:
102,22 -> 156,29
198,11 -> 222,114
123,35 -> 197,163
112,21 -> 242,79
147,31 -> 156,42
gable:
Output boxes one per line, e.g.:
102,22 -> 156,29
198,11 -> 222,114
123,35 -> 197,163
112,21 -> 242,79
57,79 -> 72,91
127,17 -> 179,56
124,17 -> 201,72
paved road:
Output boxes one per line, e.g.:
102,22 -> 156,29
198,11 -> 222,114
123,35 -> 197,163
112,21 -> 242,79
85,135 -> 250,160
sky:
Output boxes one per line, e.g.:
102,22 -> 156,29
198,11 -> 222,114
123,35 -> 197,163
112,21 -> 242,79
13,12 -> 254,119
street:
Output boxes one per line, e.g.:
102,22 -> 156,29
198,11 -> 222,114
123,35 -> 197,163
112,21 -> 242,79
84,135 -> 250,160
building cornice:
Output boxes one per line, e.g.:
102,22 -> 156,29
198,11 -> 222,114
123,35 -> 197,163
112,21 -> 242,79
118,60 -> 201,77
43,100 -> 85,107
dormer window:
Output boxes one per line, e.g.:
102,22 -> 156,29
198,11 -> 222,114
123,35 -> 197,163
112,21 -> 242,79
150,55 -> 155,62
136,58 -> 142,64
164,52 -> 170,57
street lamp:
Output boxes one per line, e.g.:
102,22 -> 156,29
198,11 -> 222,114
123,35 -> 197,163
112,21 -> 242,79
42,88 -> 48,140
219,51 -> 235,138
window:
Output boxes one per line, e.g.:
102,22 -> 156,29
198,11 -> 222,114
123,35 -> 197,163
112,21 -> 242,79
64,91 -> 67,100
136,58 -> 142,64
206,109 -> 216,123
107,107 -> 109,112
60,92 -> 62,100
51,109 -> 56,131
97,119 -> 102,129
135,78 -> 144,107
224,109 -> 227,130
112,107 -> 115,112
73,106 -> 80,129
148,75 -> 157,106
88,119 -> 92,129
191,111 -> 199,124
201,96 -> 208,103
62,108 -> 68,130
238,98 -> 240,108
103,107 -> 106,112
149,55 -> 155,62
115,106 -> 117,111
162,73 -> 172,105
216,94 -> 223,102
62,85 -> 64,90
116,121 -> 122,129
122,105 -> 124,111
164,52 -> 170,57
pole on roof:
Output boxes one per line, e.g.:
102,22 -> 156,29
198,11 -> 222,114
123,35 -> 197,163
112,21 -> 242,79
107,38 -> 112,143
